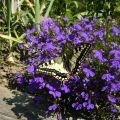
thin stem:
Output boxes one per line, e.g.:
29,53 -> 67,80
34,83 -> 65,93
7,0 -> 12,50
35,0 -> 40,31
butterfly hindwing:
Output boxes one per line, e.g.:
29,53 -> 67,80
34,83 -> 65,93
37,57 -> 69,81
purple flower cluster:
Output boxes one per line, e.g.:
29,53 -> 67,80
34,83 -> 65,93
16,17 -> 120,119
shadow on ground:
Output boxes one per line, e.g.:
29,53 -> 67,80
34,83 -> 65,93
3,90 -> 56,120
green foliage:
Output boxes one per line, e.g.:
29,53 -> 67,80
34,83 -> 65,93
48,0 -> 120,19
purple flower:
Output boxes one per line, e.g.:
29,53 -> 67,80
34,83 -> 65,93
83,68 -> 95,77
110,60 -> 120,69
111,25 -> 120,36
87,103 -> 94,110
29,78 -> 34,84
102,73 -> 115,81
86,24 -> 93,31
73,24 -> 82,31
61,85 -> 70,93
108,95 -> 116,103
63,17 -> 69,21
67,34 -> 75,42
84,77 -> 90,82
94,29 -> 104,40
72,102 -> 82,110
17,77 -> 25,85
111,82 -> 120,92
34,77 -> 44,83
18,43 -> 24,49
82,18 -> 89,22
49,90 -> 61,98
39,31 -> 44,37
43,43 -> 56,50
110,50 -> 120,60
16,17 -> 120,114
76,104 -> 82,110
80,32 -> 89,41
83,102 -> 87,107
27,65 -> 35,74
111,106 -> 118,113
46,84 -> 54,91
48,104 -> 58,111
93,50 -> 107,62
30,36 -> 38,43
41,24 -> 49,31
30,28 -> 37,33
81,92 -> 89,100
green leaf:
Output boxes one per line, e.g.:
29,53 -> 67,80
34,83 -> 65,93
0,34 -> 25,43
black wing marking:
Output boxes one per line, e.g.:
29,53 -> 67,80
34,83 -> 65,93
37,57 -> 69,81
37,67 -> 69,81
72,43 -> 91,74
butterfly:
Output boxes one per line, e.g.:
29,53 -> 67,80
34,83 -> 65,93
37,43 -> 91,82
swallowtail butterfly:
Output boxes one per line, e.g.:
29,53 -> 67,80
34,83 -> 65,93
37,43 -> 91,82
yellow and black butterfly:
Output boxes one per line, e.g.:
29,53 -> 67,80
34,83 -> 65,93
37,43 -> 91,82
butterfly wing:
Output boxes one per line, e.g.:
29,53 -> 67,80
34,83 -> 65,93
71,43 -> 91,74
37,57 -> 69,81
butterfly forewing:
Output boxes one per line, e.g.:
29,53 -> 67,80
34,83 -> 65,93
72,43 -> 91,74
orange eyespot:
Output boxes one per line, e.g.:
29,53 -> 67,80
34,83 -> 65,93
66,73 -> 71,79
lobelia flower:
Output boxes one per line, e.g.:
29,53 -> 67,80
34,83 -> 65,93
110,50 -> 120,60
81,92 -> 89,100
111,106 -> 118,113
83,68 -> 95,77
86,24 -> 93,31
49,90 -> 61,98
76,104 -> 82,110
87,103 -> 94,110
18,43 -> 24,49
93,49 -> 107,62
111,25 -> 120,36
80,32 -> 89,42
110,60 -> 120,69
61,84 -> 70,93
108,95 -> 116,103
63,17 -> 69,21
16,77 -> 25,86
110,82 -> 120,92
83,102 -> 87,107
72,102 -> 80,110
27,65 -> 35,74
48,104 -> 58,111
46,84 -> 54,91
34,77 -> 44,83
102,73 -> 115,81
73,24 -> 82,31
87,99 -> 94,110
